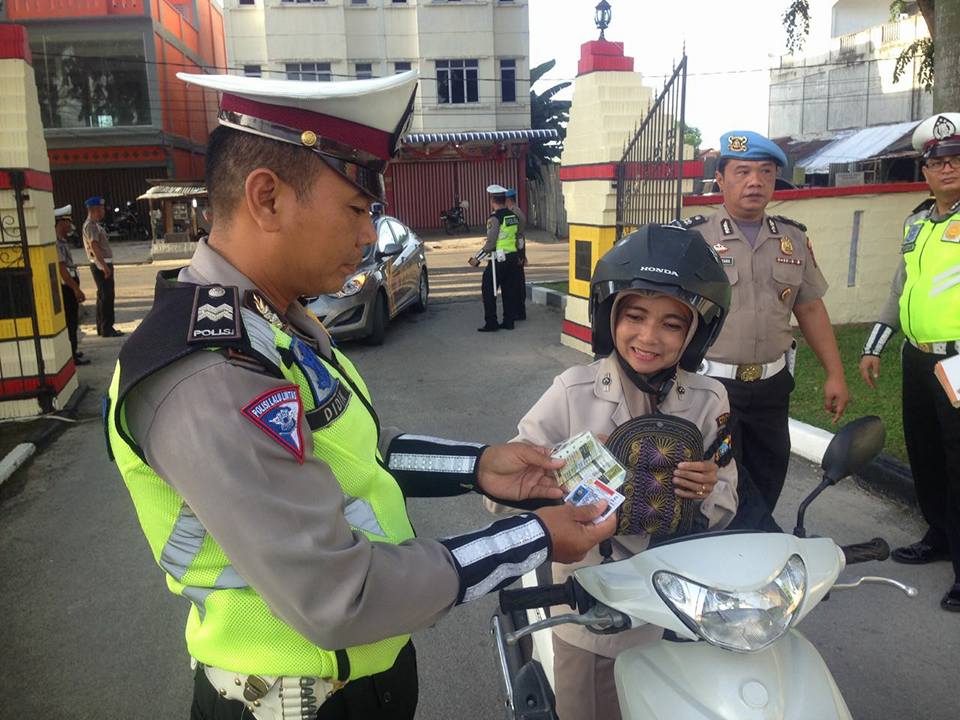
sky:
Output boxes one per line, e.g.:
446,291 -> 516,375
528,0 -> 837,150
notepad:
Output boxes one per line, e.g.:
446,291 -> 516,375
934,354 -> 960,408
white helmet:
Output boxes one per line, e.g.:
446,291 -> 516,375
912,113 -> 960,157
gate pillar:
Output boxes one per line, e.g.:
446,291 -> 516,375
558,40 -> 651,354
0,25 -> 77,418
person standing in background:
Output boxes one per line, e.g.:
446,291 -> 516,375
82,196 -> 123,338
54,204 -> 89,365
506,188 -> 527,321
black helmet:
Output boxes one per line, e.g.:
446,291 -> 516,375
589,224 -> 731,372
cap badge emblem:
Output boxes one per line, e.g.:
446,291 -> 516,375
208,286 -> 225,298
727,136 -> 748,153
779,287 -> 792,302
301,130 -> 318,147
933,115 -> 957,141
780,237 -> 794,255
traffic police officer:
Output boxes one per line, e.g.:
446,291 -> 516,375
859,113 -> 960,612
106,71 -> 614,720
82,195 -> 123,337
505,188 -> 528,320
687,131 -> 849,515
54,204 -> 88,365
469,184 -> 522,331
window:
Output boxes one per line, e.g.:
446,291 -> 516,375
243,64 -> 262,77
286,62 -> 331,82
31,33 -> 152,128
394,61 -> 411,74
500,58 -> 516,103
376,221 -> 398,253
238,0 -> 255,5
281,0 -> 327,4
350,0 -> 367,4
355,63 -> 373,80
386,219 -> 409,246
392,0 -> 408,3
436,59 -> 479,104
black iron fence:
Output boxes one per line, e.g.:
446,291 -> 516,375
615,54 -> 688,238
0,170 -> 54,412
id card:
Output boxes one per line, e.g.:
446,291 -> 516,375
551,431 -> 627,493
564,479 -> 625,525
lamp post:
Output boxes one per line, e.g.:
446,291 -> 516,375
595,0 -> 612,41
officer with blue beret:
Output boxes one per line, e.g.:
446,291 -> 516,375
684,130 -> 849,523
859,112 -> 960,611
82,195 -> 122,337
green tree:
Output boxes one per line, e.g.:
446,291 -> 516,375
684,126 -> 703,155
528,59 -> 571,181
782,0 -> 959,113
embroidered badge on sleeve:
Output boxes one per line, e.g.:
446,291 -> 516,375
242,385 -> 305,463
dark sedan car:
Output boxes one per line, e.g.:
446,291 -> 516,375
306,214 -> 428,344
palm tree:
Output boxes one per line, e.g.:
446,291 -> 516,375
528,59 -> 571,180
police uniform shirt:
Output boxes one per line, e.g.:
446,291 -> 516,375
695,207 -> 828,365
56,234 -> 78,280
82,217 -> 113,270
479,215 -> 501,256
124,240 -> 463,647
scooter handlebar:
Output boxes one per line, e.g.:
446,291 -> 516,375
841,537 -> 890,565
499,580 -> 577,613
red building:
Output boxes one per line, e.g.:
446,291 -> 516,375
2,0 -> 225,213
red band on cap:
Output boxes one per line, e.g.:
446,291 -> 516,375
221,94 -> 391,160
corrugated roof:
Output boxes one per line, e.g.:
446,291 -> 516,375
798,121 -> 920,173
138,184 -> 207,200
402,129 -> 558,144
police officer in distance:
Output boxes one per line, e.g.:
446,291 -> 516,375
688,131 -> 850,516
859,113 -> 960,612
468,184 -> 522,331
106,71 -> 615,720
54,204 -> 89,365
505,187 -> 528,321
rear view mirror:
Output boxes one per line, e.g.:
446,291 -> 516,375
376,242 -> 402,259
821,415 -> 885,484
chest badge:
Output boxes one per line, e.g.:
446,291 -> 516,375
943,221 -> 960,243
776,256 -> 802,266
780,237 -> 794,255
713,243 -> 729,254
779,287 -> 793,303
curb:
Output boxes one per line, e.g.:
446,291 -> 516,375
0,383 -> 90,488
526,283 -> 567,309
789,418 -> 916,508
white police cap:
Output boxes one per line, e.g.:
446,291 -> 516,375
54,204 -> 73,220
177,71 -> 419,201
912,113 -> 960,158
486,184 -> 509,195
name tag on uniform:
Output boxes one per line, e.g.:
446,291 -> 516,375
721,257 -> 734,265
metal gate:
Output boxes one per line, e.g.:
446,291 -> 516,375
0,170 -> 54,412
615,54 -> 688,238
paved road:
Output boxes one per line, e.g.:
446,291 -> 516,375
2,246 -> 957,720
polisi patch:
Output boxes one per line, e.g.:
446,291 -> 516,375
188,285 -> 242,344
242,385 -> 305,463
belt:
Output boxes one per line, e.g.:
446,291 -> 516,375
199,661 -> 344,720
700,356 -> 787,382
908,338 -> 958,356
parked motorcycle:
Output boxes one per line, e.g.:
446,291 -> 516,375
107,201 -> 150,241
492,416 -> 917,720
440,199 -> 470,235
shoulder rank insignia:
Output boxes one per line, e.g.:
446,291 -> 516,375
767,217 -> 780,235
679,215 -> 708,228
807,237 -> 818,267
780,237 -> 794,255
242,385 -> 305,463
720,218 -> 734,236
188,285 -> 242,344
772,215 -> 807,232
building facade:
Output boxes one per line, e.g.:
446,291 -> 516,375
224,0 -> 537,228
768,8 -> 932,138
2,0 -> 226,214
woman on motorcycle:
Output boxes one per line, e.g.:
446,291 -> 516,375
489,224 -> 739,719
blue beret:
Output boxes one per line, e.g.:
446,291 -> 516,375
84,196 -> 104,207
505,188 -> 517,198
719,131 -> 787,167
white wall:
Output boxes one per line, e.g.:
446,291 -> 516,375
831,0 -> 894,37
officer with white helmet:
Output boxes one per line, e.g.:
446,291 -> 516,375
860,112 -> 960,612
105,71 -> 614,719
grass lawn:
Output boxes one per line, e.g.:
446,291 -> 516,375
539,280 -> 569,294
792,323 -> 907,462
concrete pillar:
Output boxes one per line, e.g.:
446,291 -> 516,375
559,39 -> 652,354
0,25 -> 78,418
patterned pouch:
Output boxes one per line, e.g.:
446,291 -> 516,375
606,414 -> 705,540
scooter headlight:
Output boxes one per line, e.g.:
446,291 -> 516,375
331,272 -> 369,298
653,554 -> 806,652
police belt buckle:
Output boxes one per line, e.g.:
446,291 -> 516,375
736,363 -> 764,382
201,663 -> 343,720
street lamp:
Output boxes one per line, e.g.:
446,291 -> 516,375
595,0 -> 612,41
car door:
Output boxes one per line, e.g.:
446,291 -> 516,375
385,218 -> 416,308
376,219 -> 402,316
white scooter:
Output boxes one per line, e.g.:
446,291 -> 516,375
491,416 -> 918,719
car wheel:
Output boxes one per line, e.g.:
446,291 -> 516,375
366,291 -> 388,346
412,269 -> 429,313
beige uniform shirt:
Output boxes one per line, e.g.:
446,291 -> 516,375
82,218 -> 112,271
55,236 -> 77,279
696,207 -> 828,365
124,241 -> 460,650
492,355 -> 738,657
